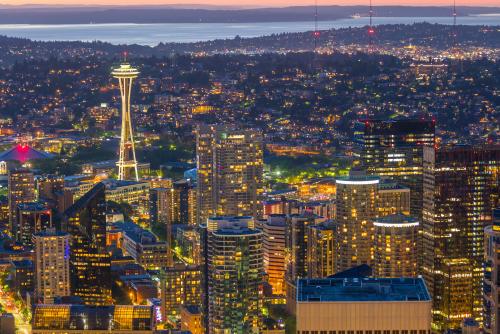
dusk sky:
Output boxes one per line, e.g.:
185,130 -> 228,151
4,0 -> 500,7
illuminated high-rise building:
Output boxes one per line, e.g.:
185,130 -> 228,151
355,118 -> 435,218
422,145 -> 499,331
373,214 -> 419,278
285,213 -> 325,313
206,216 -> 263,333
149,187 -> 175,254
377,180 -> 410,217
484,208 -> 500,334
261,214 -> 286,295
112,63 -> 140,181
335,170 -> 379,273
33,228 -> 70,304
8,168 -> 35,235
307,221 -> 335,279
196,125 -> 263,224
16,202 -> 52,247
62,182 -> 112,305
160,264 -> 202,319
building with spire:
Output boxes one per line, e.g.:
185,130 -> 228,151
112,63 -> 140,181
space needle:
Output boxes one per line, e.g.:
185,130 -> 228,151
112,60 -> 140,181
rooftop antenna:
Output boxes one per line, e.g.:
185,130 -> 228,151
368,0 -> 375,51
123,51 -> 128,63
314,0 -> 320,52
452,0 -> 457,47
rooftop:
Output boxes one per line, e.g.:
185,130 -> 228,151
336,169 -> 379,185
373,214 -> 419,228
297,277 -> 430,303
17,202 -> 50,213
114,222 -> 164,245
0,145 -> 52,163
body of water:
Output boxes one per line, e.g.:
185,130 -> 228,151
0,16 -> 498,46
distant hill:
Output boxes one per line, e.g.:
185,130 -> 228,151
0,5 -> 498,24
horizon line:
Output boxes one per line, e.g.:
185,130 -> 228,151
2,3 -> 500,9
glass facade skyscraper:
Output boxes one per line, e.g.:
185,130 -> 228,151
354,118 -> 435,219
62,182 -> 112,305
422,145 -> 499,331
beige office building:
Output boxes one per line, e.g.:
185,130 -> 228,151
196,125 -> 263,224
296,277 -> 432,333
33,229 -> 71,304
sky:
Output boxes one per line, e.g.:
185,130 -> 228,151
3,1 -> 499,7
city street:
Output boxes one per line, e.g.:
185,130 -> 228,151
0,286 -> 31,334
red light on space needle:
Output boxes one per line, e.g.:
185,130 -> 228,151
368,28 -> 375,35
314,31 -> 321,38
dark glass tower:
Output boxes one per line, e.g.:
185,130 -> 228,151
62,182 -> 112,305
354,118 -> 435,219
422,145 -> 499,331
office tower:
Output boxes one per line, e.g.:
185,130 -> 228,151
196,125 -> 264,224
11,260 -> 34,297
160,264 -> 202,319
261,214 -> 287,295
32,305 -> 154,333
287,214 -> 325,282
149,187 -> 173,226
61,182 -> 112,305
16,202 -> 52,247
33,228 -> 70,303
377,180 -> 411,216
285,213 -> 325,313
112,63 -> 140,181
120,221 -> 171,268
295,277 -> 432,332
307,221 -> 335,279
355,118 -> 435,218
335,170 -> 379,272
174,179 -> 190,224
484,208 -> 500,334
206,216 -> 263,333
373,214 -> 419,277
8,169 -> 35,235
422,145 -> 499,330
150,187 -> 175,257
